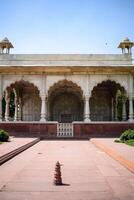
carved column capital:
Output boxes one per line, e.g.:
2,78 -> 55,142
84,93 -> 91,101
128,92 -> 134,100
40,94 -> 47,101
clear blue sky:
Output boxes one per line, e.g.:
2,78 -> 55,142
0,0 -> 134,54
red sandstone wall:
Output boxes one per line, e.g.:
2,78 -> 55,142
73,123 -> 134,138
0,123 -> 57,138
0,122 -> 134,139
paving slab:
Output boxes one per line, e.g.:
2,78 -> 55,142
0,141 -> 133,200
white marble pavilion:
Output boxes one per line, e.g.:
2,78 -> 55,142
0,37 -> 134,123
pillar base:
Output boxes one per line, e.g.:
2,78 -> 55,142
0,115 -> 2,121
128,118 -> 134,122
14,117 -> 18,121
122,115 -> 126,121
40,118 -> 47,122
84,118 -> 91,123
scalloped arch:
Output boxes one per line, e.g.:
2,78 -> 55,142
3,80 -> 41,98
91,80 -> 127,97
90,79 -> 127,95
48,79 -> 83,95
48,79 -> 84,99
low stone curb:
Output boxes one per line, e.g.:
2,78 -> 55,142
0,138 -> 40,165
90,139 -> 134,174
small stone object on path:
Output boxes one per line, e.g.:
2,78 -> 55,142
54,161 -> 62,185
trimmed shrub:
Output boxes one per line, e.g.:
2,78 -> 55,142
125,139 -> 134,146
120,129 -> 134,141
0,129 -> 9,142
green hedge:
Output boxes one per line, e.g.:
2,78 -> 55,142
0,129 -> 9,142
120,129 -> 134,141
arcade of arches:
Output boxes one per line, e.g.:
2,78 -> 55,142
1,80 -> 133,122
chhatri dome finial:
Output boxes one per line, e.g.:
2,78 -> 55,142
0,37 -> 14,54
118,37 -> 134,54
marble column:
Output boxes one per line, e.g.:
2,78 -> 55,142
128,95 -> 134,122
13,90 -> 18,121
114,97 -> 118,121
84,95 -> 91,122
5,91 -> 10,121
40,95 -> 47,121
111,98 -> 114,121
0,75 -> 2,121
122,98 -> 126,121
17,98 -> 22,121
47,102 -> 50,121
0,95 -> 2,121
128,75 -> 134,121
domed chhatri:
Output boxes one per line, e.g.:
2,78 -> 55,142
124,37 -> 130,42
0,37 -> 14,54
118,37 -> 134,54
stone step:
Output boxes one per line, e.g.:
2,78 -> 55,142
0,138 -> 40,165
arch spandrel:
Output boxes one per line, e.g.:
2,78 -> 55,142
2,76 -> 42,96
3,80 -> 41,98
46,75 -> 87,96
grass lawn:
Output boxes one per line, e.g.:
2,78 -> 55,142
114,139 -> 134,147
0,141 -> 3,144
125,140 -> 134,147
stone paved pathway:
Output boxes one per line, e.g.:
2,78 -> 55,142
0,141 -> 134,200
91,138 -> 134,162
